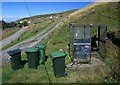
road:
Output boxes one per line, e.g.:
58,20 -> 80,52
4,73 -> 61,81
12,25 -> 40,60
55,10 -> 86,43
0,26 -> 28,48
0,21 -> 62,66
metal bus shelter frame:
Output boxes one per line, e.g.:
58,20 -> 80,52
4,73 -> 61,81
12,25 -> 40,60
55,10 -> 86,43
69,23 -> 107,63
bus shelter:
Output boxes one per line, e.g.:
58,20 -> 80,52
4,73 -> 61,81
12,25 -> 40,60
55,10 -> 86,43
69,23 -> 107,63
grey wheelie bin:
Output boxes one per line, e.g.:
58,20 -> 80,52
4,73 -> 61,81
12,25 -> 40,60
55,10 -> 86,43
35,44 -> 46,64
7,49 -> 23,70
25,47 -> 39,69
50,51 -> 67,78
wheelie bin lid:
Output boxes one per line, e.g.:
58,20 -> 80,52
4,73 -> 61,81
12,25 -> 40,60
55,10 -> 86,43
50,51 -> 67,60
35,44 -> 46,49
7,49 -> 21,56
25,47 -> 38,53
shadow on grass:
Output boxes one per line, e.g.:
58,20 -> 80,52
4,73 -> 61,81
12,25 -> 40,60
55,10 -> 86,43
107,31 -> 120,47
21,60 -> 27,67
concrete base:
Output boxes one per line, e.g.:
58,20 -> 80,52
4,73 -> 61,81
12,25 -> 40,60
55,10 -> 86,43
66,57 -> 103,70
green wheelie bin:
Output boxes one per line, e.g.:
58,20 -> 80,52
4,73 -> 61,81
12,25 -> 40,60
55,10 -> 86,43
25,47 -> 39,69
50,51 -> 67,78
35,44 -> 46,64
7,49 -> 23,70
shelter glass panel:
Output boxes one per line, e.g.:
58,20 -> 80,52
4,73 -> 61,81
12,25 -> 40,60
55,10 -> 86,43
71,25 -> 91,62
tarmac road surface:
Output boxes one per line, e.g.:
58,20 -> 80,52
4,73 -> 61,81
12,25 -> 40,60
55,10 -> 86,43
0,26 -> 28,49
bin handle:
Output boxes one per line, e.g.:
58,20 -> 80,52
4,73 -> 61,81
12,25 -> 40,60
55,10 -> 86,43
68,43 -> 70,57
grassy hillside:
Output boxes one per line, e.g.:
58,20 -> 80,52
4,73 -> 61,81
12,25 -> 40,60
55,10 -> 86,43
40,2 -> 118,54
2,9 -> 77,50
2,2 -> 119,83
17,9 -> 78,24
40,2 -> 119,82
68,2 -> 118,31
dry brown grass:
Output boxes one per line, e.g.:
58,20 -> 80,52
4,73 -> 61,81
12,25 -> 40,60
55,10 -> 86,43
68,2 -> 101,19
1,27 -> 20,41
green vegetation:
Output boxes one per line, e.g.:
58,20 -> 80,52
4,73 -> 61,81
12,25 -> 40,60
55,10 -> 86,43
2,20 -> 17,29
2,2 -> 119,83
18,20 -> 29,28
1,19 -> 29,29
